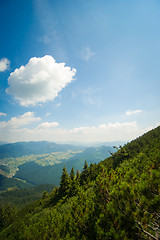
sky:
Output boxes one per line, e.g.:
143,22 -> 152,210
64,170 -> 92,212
0,0 -> 160,144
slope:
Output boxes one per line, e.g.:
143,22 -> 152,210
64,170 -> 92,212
0,184 -> 55,209
0,126 -> 160,240
14,146 -> 114,186
0,174 -> 33,191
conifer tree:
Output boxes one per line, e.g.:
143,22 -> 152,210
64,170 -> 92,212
80,161 -> 89,184
69,167 -> 78,197
70,167 -> 75,181
83,160 -> 89,172
89,162 -> 95,180
59,166 -> 70,197
76,170 -> 80,181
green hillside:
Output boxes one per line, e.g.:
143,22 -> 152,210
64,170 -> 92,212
14,146 -> 114,186
0,184 -> 55,209
0,126 -> 160,239
0,143 -> 114,190
0,174 -> 33,191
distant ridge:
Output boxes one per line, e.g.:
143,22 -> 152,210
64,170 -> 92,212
0,141 -> 84,159
0,142 -> 8,146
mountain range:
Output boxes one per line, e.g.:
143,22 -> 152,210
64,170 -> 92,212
0,141 -> 84,159
0,126 -> 159,239
0,142 -> 115,189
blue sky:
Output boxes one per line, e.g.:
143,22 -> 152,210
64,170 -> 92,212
0,0 -> 160,144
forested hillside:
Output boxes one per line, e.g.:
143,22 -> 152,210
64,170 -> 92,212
0,126 -> 160,239
0,174 -> 33,191
14,146 -> 114,186
0,184 -> 55,209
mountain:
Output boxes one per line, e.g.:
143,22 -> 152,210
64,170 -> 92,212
0,126 -> 159,239
0,142 -> 8,146
0,174 -> 33,191
0,141 -> 84,159
14,146 -> 115,186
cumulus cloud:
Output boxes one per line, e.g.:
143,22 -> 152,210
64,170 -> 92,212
0,112 -> 7,117
126,110 -> 142,116
0,112 -> 41,129
69,121 -> 143,143
0,113 -> 149,144
37,121 -> 59,129
6,55 -> 76,106
0,58 -> 10,72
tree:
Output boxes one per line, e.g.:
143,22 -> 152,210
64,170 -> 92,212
70,167 -> 75,181
69,167 -> 79,197
80,161 -> 89,185
76,170 -> 80,181
59,166 -> 70,197
83,160 -> 89,172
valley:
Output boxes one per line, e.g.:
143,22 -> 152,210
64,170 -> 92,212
0,126 -> 159,239
0,150 -> 82,177
0,142 -> 115,190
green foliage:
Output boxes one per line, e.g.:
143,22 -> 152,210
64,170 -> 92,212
0,184 -> 55,209
59,166 -> 71,197
0,126 -> 160,239
0,174 -> 33,191
70,167 -> 75,181
5,145 -> 114,188
0,204 -> 17,231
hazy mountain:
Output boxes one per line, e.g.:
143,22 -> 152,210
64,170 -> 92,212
14,145 -> 115,186
0,141 -> 85,159
0,142 -> 8,146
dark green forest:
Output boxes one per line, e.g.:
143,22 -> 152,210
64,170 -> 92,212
0,126 -> 160,239
0,184 -> 55,209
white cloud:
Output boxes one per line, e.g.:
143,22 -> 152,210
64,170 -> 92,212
0,58 -> 10,72
81,46 -> 95,61
68,121 -> 143,143
0,113 -> 149,144
0,112 -> 7,117
0,112 -> 41,129
37,121 -> 59,129
126,110 -> 142,116
0,122 -> 7,129
6,55 -> 76,106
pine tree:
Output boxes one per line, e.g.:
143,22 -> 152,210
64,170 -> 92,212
83,160 -> 89,172
70,167 -> 75,181
80,161 -> 89,184
59,166 -> 70,197
76,170 -> 80,181
69,167 -> 78,197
